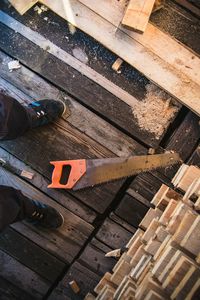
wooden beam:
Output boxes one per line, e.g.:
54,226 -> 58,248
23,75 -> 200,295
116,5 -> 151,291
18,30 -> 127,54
7,1 -> 200,115
75,0 -> 200,116
8,0 -> 38,14
122,0 -> 155,33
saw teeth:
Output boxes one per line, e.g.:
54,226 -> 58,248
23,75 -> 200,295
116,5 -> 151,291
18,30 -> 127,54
73,158 -> 180,190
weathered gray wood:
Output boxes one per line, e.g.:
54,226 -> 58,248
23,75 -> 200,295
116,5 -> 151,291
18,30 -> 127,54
164,111 -> 200,177
0,227 -> 65,283
0,167 -> 93,263
0,60 -> 135,213
0,276 -> 35,300
48,261 -> 100,299
96,218 -> 133,249
130,172 -> 163,201
0,250 -> 49,299
0,50 -> 145,157
188,146 -> 200,167
115,193 -> 149,227
0,22 -> 171,146
110,213 -> 137,234
0,108 -> 124,214
0,147 -> 96,223
78,240 -> 116,276
0,123 -> 124,212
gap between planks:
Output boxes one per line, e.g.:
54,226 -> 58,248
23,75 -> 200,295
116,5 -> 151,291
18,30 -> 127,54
39,0 -> 200,115
0,11 -> 139,110
39,0 -> 200,116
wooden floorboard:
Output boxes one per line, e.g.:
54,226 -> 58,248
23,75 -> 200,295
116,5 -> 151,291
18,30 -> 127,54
0,12 -> 181,146
0,51 -> 145,157
23,0 -> 200,115
163,111 -> 200,178
0,276 -> 36,300
0,167 -> 94,263
0,250 -> 49,299
115,193 -> 149,228
0,74 -> 126,213
0,147 -> 97,224
48,261 -> 101,300
130,173 -> 163,202
0,2 -> 199,299
78,239 -> 116,277
0,227 -> 65,283
96,218 -> 134,250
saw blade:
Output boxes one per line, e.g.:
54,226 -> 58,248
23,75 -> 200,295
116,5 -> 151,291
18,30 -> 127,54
73,153 -> 181,190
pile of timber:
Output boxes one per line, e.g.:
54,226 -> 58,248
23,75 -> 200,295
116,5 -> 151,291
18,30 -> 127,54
85,164 -> 200,300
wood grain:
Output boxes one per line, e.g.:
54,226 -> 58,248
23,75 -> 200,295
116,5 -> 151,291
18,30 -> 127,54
122,0 -> 155,33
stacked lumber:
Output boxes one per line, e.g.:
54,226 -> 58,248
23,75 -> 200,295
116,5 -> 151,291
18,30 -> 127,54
85,165 -> 200,299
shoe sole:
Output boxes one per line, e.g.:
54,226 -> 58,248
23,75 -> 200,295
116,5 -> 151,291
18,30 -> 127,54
57,99 -> 67,117
58,212 -> 65,229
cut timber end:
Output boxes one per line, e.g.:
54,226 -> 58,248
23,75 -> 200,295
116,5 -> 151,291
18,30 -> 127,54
122,0 -> 156,33
69,280 -> 80,294
8,0 -> 38,15
112,58 -> 123,72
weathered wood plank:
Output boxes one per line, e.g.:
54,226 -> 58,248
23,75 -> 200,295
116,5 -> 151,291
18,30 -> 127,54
96,218 -> 133,249
0,12 -> 180,146
8,0 -> 37,15
122,0 -> 155,33
0,146 -> 96,223
0,250 -> 49,299
163,111 -> 200,178
0,126 -> 124,213
115,193 -> 149,227
187,146 -> 200,167
110,213 -> 137,234
0,167 -> 93,263
0,276 -> 35,300
0,78 -> 125,214
0,227 -> 65,283
48,261 -> 100,300
129,173 -> 163,201
0,50 -> 145,157
79,0 -> 200,84
62,0 -> 200,114
78,240 -> 116,276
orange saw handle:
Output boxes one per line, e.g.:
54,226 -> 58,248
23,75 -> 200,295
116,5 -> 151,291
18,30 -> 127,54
48,160 -> 86,189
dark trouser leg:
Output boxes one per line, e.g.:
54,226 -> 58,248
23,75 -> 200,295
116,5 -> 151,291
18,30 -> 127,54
0,92 -> 30,140
0,185 -> 35,232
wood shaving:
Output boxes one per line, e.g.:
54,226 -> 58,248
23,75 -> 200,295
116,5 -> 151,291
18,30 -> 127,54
132,84 -> 180,139
8,60 -> 21,71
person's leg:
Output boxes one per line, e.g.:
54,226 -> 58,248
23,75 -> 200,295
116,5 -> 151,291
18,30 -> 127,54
0,92 -> 30,140
0,185 -> 64,232
0,92 -> 66,141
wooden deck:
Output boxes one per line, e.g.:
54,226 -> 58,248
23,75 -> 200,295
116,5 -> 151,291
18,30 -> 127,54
0,1 -> 199,299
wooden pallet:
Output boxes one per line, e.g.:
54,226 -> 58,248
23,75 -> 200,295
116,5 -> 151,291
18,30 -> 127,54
87,164 -> 200,299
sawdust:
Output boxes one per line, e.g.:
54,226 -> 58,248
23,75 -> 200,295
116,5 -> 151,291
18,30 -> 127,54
132,84 -> 180,139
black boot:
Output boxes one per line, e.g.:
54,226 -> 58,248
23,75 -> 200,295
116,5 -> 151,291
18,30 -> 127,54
26,200 -> 64,229
26,99 -> 66,128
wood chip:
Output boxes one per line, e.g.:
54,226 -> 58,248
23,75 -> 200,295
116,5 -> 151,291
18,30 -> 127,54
112,58 -> 123,72
69,280 -> 80,294
8,60 -> 21,71
20,170 -> 34,180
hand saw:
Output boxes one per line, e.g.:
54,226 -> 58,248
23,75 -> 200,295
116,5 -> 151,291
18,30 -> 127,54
48,152 -> 180,190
